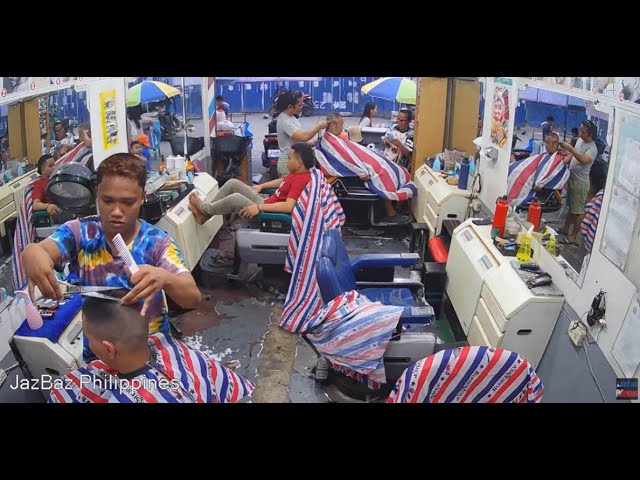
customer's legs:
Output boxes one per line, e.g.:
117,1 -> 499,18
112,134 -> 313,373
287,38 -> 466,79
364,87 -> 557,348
189,179 -> 264,224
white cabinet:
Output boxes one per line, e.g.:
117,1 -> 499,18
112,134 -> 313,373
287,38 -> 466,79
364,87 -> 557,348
446,218 -> 564,369
155,173 -> 223,271
467,264 -> 564,369
446,220 -> 503,334
412,164 -> 472,237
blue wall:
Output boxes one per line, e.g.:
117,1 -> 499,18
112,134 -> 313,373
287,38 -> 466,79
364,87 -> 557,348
214,77 -> 400,117
514,100 -> 608,142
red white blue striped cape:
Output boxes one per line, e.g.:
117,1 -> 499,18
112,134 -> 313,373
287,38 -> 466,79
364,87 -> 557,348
580,189 -> 604,254
387,346 -> 544,403
12,143 -> 93,290
315,132 -> 417,201
305,290 -> 403,384
279,168 -> 345,333
49,333 -> 254,403
507,152 -> 569,208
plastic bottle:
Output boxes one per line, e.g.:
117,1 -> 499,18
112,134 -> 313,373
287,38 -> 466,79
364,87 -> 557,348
458,158 -> 470,190
432,155 -> 441,171
16,291 -> 43,330
469,157 -> 476,175
186,157 -> 195,183
546,235 -> 557,257
492,196 -> 509,239
527,199 -> 542,230
517,226 -> 533,262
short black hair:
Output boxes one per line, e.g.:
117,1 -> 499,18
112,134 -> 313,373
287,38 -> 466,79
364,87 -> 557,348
571,127 -> 579,135
97,153 -> 147,189
37,153 -> 53,175
215,95 -> 224,101
582,119 -> 597,138
290,143 -> 316,169
81,292 -> 148,350
590,160 -> 608,193
398,108 -> 413,121
546,116 -> 554,122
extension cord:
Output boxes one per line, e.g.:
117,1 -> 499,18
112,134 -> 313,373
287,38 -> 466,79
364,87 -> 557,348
568,321 -> 586,347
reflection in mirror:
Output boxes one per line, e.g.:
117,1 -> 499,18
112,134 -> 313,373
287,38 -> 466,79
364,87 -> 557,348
0,87 -> 90,173
507,86 -> 612,285
125,77 -> 205,172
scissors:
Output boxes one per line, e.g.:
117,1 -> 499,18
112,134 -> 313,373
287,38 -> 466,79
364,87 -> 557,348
57,281 -> 127,302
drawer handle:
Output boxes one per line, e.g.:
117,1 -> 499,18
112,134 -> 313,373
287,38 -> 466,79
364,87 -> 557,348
447,214 -> 458,218
517,329 -> 532,335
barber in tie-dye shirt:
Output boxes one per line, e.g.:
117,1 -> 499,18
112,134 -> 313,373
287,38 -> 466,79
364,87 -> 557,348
21,153 -> 201,359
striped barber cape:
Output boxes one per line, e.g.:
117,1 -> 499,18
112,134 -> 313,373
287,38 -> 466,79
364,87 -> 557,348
305,290 -> 403,384
279,168 -> 345,333
387,346 -> 544,403
49,333 -> 254,403
315,132 -> 417,201
507,152 -> 569,209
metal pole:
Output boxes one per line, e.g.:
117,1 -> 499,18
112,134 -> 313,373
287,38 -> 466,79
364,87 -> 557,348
182,77 -> 188,157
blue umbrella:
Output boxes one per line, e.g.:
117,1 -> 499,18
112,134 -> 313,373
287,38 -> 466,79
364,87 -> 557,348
126,81 -> 181,107
361,77 -> 417,104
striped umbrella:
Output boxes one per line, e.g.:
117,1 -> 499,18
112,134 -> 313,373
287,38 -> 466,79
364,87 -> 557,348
361,77 -> 417,104
126,80 -> 181,107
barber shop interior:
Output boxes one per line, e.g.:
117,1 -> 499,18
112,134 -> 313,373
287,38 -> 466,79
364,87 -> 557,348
0,76 -> 638,404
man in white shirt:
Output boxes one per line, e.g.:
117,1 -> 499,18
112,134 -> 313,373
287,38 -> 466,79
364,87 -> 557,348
559,120 -> 599,245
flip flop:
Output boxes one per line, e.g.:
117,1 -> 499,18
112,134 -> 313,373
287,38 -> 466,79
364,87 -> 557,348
560,237 -> 578,246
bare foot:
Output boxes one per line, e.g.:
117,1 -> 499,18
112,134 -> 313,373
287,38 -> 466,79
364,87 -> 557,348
188,204 -> 208,225
189,192 -> 202,210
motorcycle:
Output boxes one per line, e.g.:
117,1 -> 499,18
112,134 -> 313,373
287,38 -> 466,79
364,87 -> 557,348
268,86 -> 313,118
158,110 -> 183,140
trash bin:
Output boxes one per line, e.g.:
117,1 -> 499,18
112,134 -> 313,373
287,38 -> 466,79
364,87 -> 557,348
1,216 -> 17,256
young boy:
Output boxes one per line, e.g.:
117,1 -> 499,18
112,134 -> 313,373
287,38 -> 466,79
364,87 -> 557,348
188,142 -> 315,224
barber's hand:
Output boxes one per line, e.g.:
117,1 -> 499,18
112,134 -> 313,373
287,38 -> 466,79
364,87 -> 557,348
23,243 -> 62,303
359,174 -> 370,181
122,265 -> 169,316
317,120 -> 328,131
239,205 -> 260,219
252,184 -> 262,193
559,141 -> 572,151
390,139 -> 402,147
46,204 -> 62,216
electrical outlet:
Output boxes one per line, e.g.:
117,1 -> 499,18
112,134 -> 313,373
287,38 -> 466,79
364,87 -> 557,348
568,321 -> 586,347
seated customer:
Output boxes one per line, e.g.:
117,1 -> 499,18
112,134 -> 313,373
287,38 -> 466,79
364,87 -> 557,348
49,294 -> 255,403
580,161 -> 607,254
324,113 -> 409,223
188,142 -> 315,224
31,154 -> 62,217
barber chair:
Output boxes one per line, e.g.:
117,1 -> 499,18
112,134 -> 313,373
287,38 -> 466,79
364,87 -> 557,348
210,136 -> 251,186
31,211 -> 60,241
514,188 -> 563,214
329,176 -> 412,227
169,136 -> 205,157
10,293 -> 84,400
309,229 -> 467,401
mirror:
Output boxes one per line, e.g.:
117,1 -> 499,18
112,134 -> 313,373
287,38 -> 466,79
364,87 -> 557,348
508,85 -> 613,285
0,86 -> 91,169
125,77 -> 205,173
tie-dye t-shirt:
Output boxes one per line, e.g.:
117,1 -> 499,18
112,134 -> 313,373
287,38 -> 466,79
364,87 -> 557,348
49,216 -> 188,336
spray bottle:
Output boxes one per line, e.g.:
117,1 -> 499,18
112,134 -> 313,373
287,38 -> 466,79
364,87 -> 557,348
517,226 -> 534,263
15,291 -> 43,330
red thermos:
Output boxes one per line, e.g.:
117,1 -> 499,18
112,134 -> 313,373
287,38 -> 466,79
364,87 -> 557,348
492,196 -> 509,239
528,199 -> 542,230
